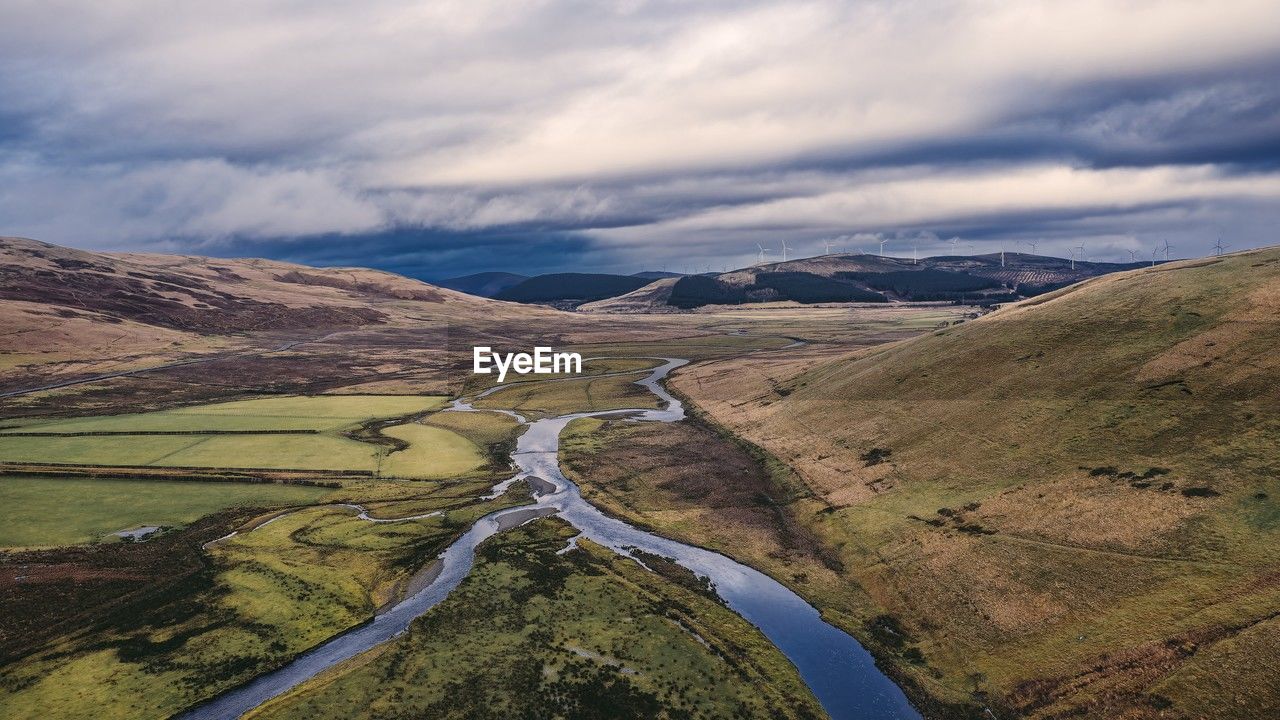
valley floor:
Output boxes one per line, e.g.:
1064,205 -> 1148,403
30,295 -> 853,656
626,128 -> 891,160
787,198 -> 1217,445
7,261 -> 1275,720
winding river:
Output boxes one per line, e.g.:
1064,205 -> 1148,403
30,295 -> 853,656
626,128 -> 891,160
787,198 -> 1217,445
181,358 -> 920,720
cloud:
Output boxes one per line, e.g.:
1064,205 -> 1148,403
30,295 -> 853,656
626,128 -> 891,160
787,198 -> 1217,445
1,0 -> 1279,274
0,156 -> 383,248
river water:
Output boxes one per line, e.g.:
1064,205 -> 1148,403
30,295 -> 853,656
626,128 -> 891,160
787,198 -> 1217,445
181,358 -> 920,720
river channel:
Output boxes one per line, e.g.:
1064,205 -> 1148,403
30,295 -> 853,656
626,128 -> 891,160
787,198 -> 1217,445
180,358 -> 920,720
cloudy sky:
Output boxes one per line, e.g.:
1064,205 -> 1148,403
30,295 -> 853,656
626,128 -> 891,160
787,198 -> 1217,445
2,0 -> 1279,279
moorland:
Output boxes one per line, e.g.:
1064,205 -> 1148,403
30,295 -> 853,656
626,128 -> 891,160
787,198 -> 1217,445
1,234 -> 1276,719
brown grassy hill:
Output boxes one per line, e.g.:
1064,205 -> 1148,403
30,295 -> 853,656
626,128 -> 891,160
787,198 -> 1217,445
0,236 -> 528,334
577,277 -> 680,313
0,237 -> 738,418
674,247 -> 1280,718
723,251 -> 1133,285
584,253 -> 1139,312
0,237 -> 567,415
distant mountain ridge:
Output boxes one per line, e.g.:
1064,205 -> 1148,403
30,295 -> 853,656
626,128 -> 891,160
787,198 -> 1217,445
631,270 -> 684,280
437,271 -> 528,298
432,252 -> 1146,311
493,273 -> 653,307
587,252 -> 1146,311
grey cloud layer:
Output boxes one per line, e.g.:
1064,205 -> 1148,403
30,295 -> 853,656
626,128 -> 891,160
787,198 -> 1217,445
2,0 -> 1278,275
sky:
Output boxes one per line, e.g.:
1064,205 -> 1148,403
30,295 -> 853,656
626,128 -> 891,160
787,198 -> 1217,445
2,0 -> 1279,280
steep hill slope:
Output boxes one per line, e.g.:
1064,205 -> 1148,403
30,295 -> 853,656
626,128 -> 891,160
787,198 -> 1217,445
674,248 -> 1280,718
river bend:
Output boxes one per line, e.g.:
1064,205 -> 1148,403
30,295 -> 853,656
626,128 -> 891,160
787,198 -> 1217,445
180,358 -> 920,720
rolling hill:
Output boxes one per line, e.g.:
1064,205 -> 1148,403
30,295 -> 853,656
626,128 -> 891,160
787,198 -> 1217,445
0,236 -> 562,417
577,277 -> 681,313
436,271 -> 528,297
582,253 -> 1144,312
673,248 -> 1280,718
493,272 -> 653,307
631,270 -> 685,280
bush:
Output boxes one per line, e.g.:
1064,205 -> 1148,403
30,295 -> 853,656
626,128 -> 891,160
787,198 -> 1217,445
860,447 -> 892,466
1180,487 -> 1220,498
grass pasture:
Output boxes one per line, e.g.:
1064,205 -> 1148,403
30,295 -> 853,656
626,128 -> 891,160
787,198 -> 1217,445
0,395 -> 447,434
0,394 -> 493,479
248,518 -> 824,720
471,372 -> 659,417
0,430 -> 383,473
0,475 -> 331,547
380,424 -> 487,479
421,409 -> 522,448
461,356 -> 663,395
0,483 -> 533,719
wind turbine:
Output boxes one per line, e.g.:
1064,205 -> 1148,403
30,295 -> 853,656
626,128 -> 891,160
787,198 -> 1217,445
1161,239 -> 1173,261
1127,249 -> 1138,263
781,239 -> 793,262
1212,238 -> 1228,256
912,243 -> 919,265
949,237 -> 961,255
878,238 -> 889,257
1151,245 -> 1159,267
824,239 -> 835,255
999,242 -> 1006,268
1022,239 -> 1039,255
755,243 -> 771,264
1070,242 -> 1085,270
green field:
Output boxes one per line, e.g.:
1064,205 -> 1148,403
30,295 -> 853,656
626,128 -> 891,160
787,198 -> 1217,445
471,372 -> 660,417
249,518 -> 824,720
0,475 -> 332,547
421,409 -> 522,448
461,356 -> 663,395
380,424 -> 487,479
0,485 -> 533,719
0,396 -> 492,479
1,395 -> 447,434
0,433 -> 384,471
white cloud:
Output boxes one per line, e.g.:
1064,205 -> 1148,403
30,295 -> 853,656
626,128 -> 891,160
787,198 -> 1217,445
0,157 -> 383,247
618,164 -> 1280,235
1,0 -> 1279,263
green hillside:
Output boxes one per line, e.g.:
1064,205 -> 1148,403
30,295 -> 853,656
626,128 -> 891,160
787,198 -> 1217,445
733,249 -> 1280,717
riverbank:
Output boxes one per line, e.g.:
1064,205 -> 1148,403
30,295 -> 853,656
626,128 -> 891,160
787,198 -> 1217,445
177,357 -> 919,720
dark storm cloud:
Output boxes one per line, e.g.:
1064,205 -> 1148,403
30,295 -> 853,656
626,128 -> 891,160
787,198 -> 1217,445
2,1 -> 1279,274
217,228 -> 605,281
